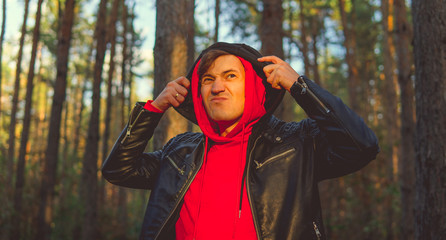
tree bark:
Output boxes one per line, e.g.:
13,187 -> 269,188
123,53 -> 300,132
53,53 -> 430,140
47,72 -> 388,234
412,0 -> 446,239
10,0 -> 43,238
153,0 -> 195,149
394,0 -> 415,238
338,0 -> 360,112
81,0 -> 108,239
120,0 -> 129,128
0,0 -> 6,119
260,0 -> 284,58
35,0 -> 76,239
72,68 -> 89,159
259,0 -> 294,122
298,0 -> 310,76
214,0 -> 220,43
380,1 -> 399,238
100,0 -> 120,214
310,15 -> 322,86
127,2 -> 136,112
7,0 -> 30,187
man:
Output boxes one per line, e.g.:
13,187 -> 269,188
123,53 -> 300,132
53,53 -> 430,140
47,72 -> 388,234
102,42 -> 379,240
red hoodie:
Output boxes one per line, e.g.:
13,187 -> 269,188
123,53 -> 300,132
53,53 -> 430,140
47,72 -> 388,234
146,57 -> 266,240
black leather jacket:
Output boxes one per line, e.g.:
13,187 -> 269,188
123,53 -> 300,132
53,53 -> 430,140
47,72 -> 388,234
102,75 -> 379,240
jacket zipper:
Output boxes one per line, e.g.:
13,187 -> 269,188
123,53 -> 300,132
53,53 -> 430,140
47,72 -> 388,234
295,77 -> 330,114
246,134 -> 263,239
313,221 -> 322,240
167,156 -> 185,175
296,77 -> 363,151
154,140 -> 205,239
120,108 -> 144,144
253,148 -> 295,169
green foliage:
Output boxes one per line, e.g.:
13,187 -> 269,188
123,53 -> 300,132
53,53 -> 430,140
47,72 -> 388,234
225,0 -> 261,43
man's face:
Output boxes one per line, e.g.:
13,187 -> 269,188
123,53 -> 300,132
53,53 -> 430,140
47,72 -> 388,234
200,55 -> 245,125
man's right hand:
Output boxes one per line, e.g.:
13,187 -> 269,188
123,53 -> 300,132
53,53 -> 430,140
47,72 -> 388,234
151,77 -> 190,112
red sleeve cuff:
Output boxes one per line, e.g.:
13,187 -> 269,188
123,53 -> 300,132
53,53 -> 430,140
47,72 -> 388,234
144,100 -> 164,113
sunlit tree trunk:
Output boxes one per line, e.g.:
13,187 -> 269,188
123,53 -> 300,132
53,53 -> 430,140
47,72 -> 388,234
412,0 -> 446,239
338,0 -> 360,112
394,0 -> 415,238
7,0 -> 30,187
380,1 -> 399,238
35,0 -> 75,239
72,47 -> 93,159
153,0 -> 195,149
100,0 -> 119,211
11,0 -> 43,238
127,2 -> 136,112
310,16 -> 322,86
0,0 -> 6,119
298,0 -> 310,76
337,2 -> 375,239
81,0 -> 108,238
120,0 -> 129,128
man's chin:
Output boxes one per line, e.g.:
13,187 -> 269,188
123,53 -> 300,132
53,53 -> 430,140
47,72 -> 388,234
211,116 -> 241,127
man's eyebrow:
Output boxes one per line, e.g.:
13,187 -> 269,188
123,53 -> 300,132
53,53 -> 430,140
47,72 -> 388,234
202,73 -> 214,79
202,69 -> 239,78
222,69 -> 239,75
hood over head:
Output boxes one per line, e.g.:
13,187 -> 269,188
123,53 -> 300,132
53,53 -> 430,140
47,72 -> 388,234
174,42 -> 285,140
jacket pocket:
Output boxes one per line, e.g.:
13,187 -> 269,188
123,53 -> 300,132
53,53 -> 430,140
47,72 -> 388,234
254,148 -> 295,169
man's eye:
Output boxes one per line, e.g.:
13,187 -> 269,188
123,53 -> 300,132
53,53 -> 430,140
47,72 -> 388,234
227,74 -> 236,79
202,78 -> 213,84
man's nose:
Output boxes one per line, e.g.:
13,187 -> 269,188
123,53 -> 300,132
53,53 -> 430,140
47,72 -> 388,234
211,78 -> 225,94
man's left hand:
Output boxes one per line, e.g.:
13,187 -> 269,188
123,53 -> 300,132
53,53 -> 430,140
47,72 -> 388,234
258,56 -> 300,91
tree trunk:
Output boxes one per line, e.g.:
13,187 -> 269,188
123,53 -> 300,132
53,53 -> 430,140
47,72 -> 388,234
116,188 -> 128,239
214,0 -> 220,43
72,75 -> 87,158
394,0 -> 415,238
260,0 -> 294,122
120,0 -> 129,128
11,0 -> 43,237
380,1 -> 399,238
35,0 -> 76,239
81,0 -> 108,238
0,0 -> 6,119
298,0 -> 310,76
72,46 -> 94,159
153,0 -> 195,149
338,0 -> 360,112
310,15 -> 322,86
127,2 -> 136,112
7,0 -> 30,187
412,0 -> 446,239
100,0 -> 119,214
260,0 -> 284,58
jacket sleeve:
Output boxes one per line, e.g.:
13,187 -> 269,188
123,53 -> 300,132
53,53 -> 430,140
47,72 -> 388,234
290,76 -> 380,181
101,102 -> 164,189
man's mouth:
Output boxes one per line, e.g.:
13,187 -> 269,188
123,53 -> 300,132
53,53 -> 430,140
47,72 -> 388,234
210,97 -> 228,102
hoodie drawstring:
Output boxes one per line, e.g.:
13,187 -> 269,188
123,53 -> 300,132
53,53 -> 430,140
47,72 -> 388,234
193,136 -> 209,239
238,125 -> 246,219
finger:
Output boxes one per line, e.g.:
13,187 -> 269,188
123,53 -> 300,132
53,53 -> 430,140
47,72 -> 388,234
262,64 -> 279,77
266,70 -> 282,90
258,56 -> 284,64
176,76 -> 191,89
174,84 -> 189,97
168,94 -> 181,107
